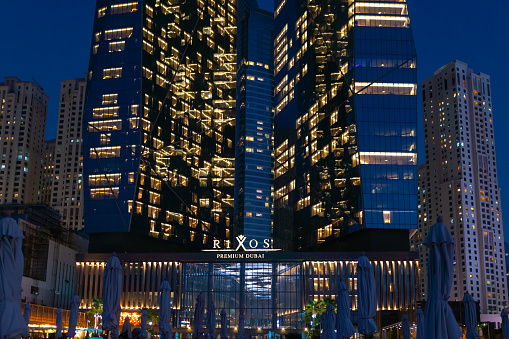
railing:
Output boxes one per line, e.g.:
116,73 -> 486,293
22,302 -> 88,329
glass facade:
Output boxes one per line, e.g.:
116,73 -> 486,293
76,252 -> 419,333
273,0 -> 418,250
83,0 -> 237,247
234,0 -> 274,242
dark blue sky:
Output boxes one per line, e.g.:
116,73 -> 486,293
1,0 -> 509,236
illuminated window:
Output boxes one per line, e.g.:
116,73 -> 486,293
103,67 -> 122,79
93,44 -> 99,54
142,67 -> 153,80
88,173 -> 121,186
383,211 -> 392,224
128,117 -> 140,129
102,94 -> 118,105
359,152 -> 417,166
100,133 -> 111,145
128,172 -> 136,184
156,75 -> 167,88
149,191 -> 161,205
130,104 -> 139,116
157,37 -> 168,51
109,41 -> 125,52
145,4 -> 154,18
135,202 -> 143,214
90,146 -> 121,159
147,205 -> 160,219
90,187 -> 119,199
356,82 -> 416,95
151,177 -> 161,190
104,28 -> 133,40
93,107 -> 119,118
88,119 -> 122,132
143,27 -> 154,42
97,7 -> 107,18
143,40 -> 153,54
111,2 -> 138,14
354,15 -> 410,28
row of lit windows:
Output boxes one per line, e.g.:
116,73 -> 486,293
98,2 -> 138,18
351,2 -> 407,16
103,68 -> 122,79
355,83 -> 416,96
90,187 -> 119,199
93,107 -> 119,119
90,146 -> 121,159
351,15 -> 410,28
88,119 -> 122,132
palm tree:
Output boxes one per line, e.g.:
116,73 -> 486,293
304,298 -> 336,338
87,298 -> 103,329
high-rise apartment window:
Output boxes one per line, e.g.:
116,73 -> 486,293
103,68 -> 122,79
142,67 -> 153,80
93,107 -> 119,119
90,187 -> 119,199
102,94 -> 118,105
105,28 -> 133,40
109,41 -> 125,52
383,211 -> 392,224
97,7 -> 107,18
88,119 -> 122,132
90,146 -> 121,159
88,173 -> 121,186
111,2 -> 138,14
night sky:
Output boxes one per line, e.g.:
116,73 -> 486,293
1,0 -> 509,236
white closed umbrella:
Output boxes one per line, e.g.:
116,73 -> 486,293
159,281 -> 172,339
140,310 -> 148,339
23,302 -> 31,337
55,308 -> 63,338
102,254 -> 123,336
0,213 -> 26,339
122,316 -> 132,339
68,295 -> 81,337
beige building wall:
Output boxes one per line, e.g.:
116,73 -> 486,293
51,79 -> 86,230
0,77 -> 48,204
412,60 -> 507,314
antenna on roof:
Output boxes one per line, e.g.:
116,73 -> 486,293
32,77 -> 44,91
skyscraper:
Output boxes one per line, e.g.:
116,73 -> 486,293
413,60 -> 507,314
0,77 -> 48,204
234,0 -> 274,243
83,1 -> 237,250
273,0 -> 418,251
51,79 -> 86,231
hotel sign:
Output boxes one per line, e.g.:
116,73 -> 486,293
203,235 -> 280,259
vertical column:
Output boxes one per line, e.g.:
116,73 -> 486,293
271,262 -> 277,333
208,262 -> 214,306
240,262 -> 246,319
